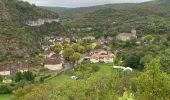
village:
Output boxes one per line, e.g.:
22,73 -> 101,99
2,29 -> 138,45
0,29 -> 138,83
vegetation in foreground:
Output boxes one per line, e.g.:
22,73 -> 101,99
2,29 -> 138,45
13,60 -> 170,100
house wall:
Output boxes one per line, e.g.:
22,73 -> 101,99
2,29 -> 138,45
19,69 -> 28,73
44,64 -> 62,71
90,59 -> 99,63
0,71 -> 10,76
104,58 -> 113,63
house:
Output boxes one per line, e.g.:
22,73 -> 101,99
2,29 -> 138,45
89,50 -> 114,63
10,61 -> 29,75
116,29 -> 137,41
17,61 -> 29,72
0,64 -> 11,76
43,57 -> 63,71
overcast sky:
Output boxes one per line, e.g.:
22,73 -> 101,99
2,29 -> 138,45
22,0 -> 153,8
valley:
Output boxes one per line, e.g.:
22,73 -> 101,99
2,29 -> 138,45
1,0 -> 170,100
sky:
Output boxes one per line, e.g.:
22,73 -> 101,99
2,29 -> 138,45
22,0 -> 153,8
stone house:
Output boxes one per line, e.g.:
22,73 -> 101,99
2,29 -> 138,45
89,50 -> 114,63
116,29 -> 137,41
43,56 -> 63,71
0,64 -> 11,76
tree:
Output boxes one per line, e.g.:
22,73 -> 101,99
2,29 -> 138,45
144,35 -> 153,43
22,71 -> 35,82
72,44 -> 80,52
85,45 -> 92,52
160,48 -> 170,73
69,52 -> 82,64
77,45 -> 85,53
52,43 -> 62,54
136,58 -> 170,100
15,72 -> 22,82
0,84 -> 10,94
72,44 -> 85,53
13,84 -> 48,100
124,52 -> 143,69
63,48 -> 75,61
14,71 -> 35,82
0,75 -> 3,82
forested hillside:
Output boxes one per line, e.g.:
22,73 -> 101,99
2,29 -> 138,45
0,0 -> 64,63
44,0 -> 170,36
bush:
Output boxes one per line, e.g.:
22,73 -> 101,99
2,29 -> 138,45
0,84 -> 11,94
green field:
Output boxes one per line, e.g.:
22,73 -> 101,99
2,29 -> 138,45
46,63 -> 117,85
0,94 -> 12,100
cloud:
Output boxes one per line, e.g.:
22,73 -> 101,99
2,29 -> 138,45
23,0 -> 152,7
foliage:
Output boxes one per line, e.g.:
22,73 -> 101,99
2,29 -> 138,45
63,48 -> 75,61
135,58 -> 170,100
13,84 -> 48,100
0,84 -> 11,94
124,52 -> 144,69
160,48 -> 170,73
14,71 -> 35,82
118,91 -> 135,100
52,43 -> 62,54
74,63 -> 100,79
69,52 -> 82,64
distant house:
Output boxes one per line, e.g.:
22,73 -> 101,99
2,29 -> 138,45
43,57 -> 63,71
116,29 -> 137,41
83,36 -> 95,40
10,61 -> 29,75
0,64 -> 11,76
89,50 -> 114,63
17,61 -> 29,72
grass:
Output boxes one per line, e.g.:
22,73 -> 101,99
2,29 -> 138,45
46,63 -> 115,86
0,94 -> 13,100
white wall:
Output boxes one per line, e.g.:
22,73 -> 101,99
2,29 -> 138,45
44,64 -> 62,71
90,59 -> 99,63
0,71 -> 10,76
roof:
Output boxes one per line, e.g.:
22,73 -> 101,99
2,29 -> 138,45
44,58 -> 62,65
17,61 -> 29,70
90,50 -> 114,59
0,64 -> 11,71
90,54 -> 99,59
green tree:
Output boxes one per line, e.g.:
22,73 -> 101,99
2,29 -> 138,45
22,71 -> 35,82
160,48 -> 170,73
52,43 -> 62,54
0,75 -> 3,82
85,45 -> 92,52
136,58 -> 170,100
69,52 -> 82,64
144,35 -> 153,43
63,48 -> 75,61
15,72 -> 22,82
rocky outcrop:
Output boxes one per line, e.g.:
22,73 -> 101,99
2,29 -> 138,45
26,18 -> 60,26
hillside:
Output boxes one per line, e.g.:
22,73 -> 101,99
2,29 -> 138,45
43,0 -> 170,36
42,3 -> 137,21
64,0 -> 170,36
0,0 -> 64,63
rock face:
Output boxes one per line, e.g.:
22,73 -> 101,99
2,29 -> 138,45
26,18 -> 60,26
